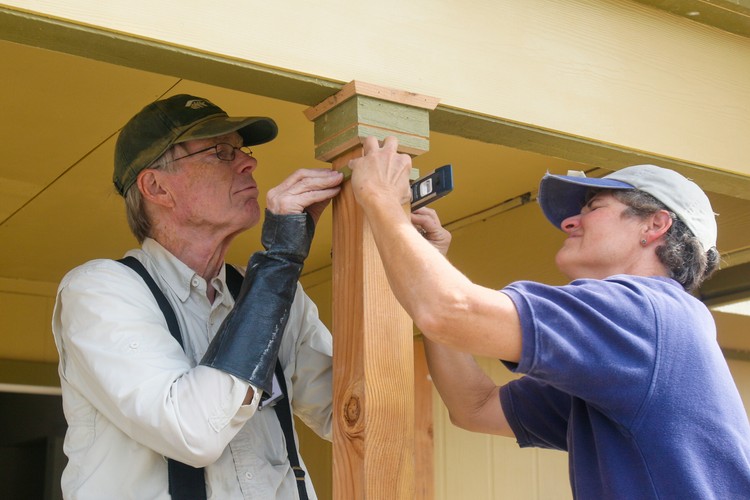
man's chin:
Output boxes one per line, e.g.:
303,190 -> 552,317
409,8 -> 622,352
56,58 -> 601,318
240,203 -> 261,230
246,213 -> 261,230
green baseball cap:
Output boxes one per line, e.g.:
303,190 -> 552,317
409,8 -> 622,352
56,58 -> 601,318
113,94 -> 278,196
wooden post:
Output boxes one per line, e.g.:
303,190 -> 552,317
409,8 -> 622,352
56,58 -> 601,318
305,81 -> 439,499
414,336 -> 434,500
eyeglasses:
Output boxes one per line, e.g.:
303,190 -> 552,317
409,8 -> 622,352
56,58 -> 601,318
168,143 -> 253,165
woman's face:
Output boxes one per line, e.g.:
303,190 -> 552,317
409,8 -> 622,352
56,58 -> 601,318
554,191 -> 648,280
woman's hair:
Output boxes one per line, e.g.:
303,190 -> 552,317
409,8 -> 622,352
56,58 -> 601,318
123,146 -> 179,244
604,189 -> 719,292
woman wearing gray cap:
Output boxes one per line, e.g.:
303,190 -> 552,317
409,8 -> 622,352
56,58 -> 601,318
349,136 -> 750,499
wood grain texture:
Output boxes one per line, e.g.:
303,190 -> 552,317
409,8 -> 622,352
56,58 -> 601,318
331,148 -> 415,499
414,338 -> 434,500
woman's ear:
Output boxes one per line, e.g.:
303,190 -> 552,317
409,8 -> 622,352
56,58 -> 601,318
136,169 -> 174,208
644,209 -> 673,244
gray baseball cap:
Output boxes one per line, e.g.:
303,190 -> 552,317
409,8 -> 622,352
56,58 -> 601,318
114,94 -> 278,196
538,164 -> 717,252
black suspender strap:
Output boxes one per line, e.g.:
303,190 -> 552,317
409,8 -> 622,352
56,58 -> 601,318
119,256 -> 206,500
120,256 -> 183,348
224,262 -> 244,302
224,264 -> 309,500
120,257 -> 309,500
166,462 -> 206,500
272,360 -> 309,500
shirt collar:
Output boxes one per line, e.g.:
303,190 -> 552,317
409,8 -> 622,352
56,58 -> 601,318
141,238 -> 233,305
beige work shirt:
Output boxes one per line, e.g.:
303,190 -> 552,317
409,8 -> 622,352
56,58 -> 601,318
52,238 -> 332,499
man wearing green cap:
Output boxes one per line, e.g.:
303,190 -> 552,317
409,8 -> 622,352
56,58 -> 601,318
52,94 -> 344,499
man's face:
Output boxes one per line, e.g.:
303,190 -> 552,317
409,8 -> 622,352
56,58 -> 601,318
554,191 -> 646,280
161,132 -> 261,237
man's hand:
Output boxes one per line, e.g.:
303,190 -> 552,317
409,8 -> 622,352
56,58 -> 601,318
348,136 -> 412,209
266,168 -> 343,225
412,207 -> 452,256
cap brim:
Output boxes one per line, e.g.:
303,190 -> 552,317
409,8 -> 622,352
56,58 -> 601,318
178,116 -> 278,146
538,173 -> 634,229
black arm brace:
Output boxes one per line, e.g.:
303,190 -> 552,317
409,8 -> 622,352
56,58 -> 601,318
200,210 -> 314,395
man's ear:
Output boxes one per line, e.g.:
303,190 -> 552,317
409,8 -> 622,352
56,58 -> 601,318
136,169 -> 174,208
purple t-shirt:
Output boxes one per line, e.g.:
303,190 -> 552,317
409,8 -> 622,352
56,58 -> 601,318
500,275 -> 750,499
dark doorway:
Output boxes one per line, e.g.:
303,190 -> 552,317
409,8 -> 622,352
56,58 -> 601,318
0,391 -> 67,500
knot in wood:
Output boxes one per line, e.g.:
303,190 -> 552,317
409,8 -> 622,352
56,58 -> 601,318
344,395 -> 361,426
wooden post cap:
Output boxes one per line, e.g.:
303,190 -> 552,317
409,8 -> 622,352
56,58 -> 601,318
305,80 -> 439,162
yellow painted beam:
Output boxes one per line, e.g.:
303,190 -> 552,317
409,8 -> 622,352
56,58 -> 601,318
2,1 -> 749,177
632,0 -> 750,37
0,359 -> 59,387
2,4 -> 749,198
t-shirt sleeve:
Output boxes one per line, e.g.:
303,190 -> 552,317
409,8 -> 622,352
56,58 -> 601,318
500,377 -> 571,450
501,278 -> 659,426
